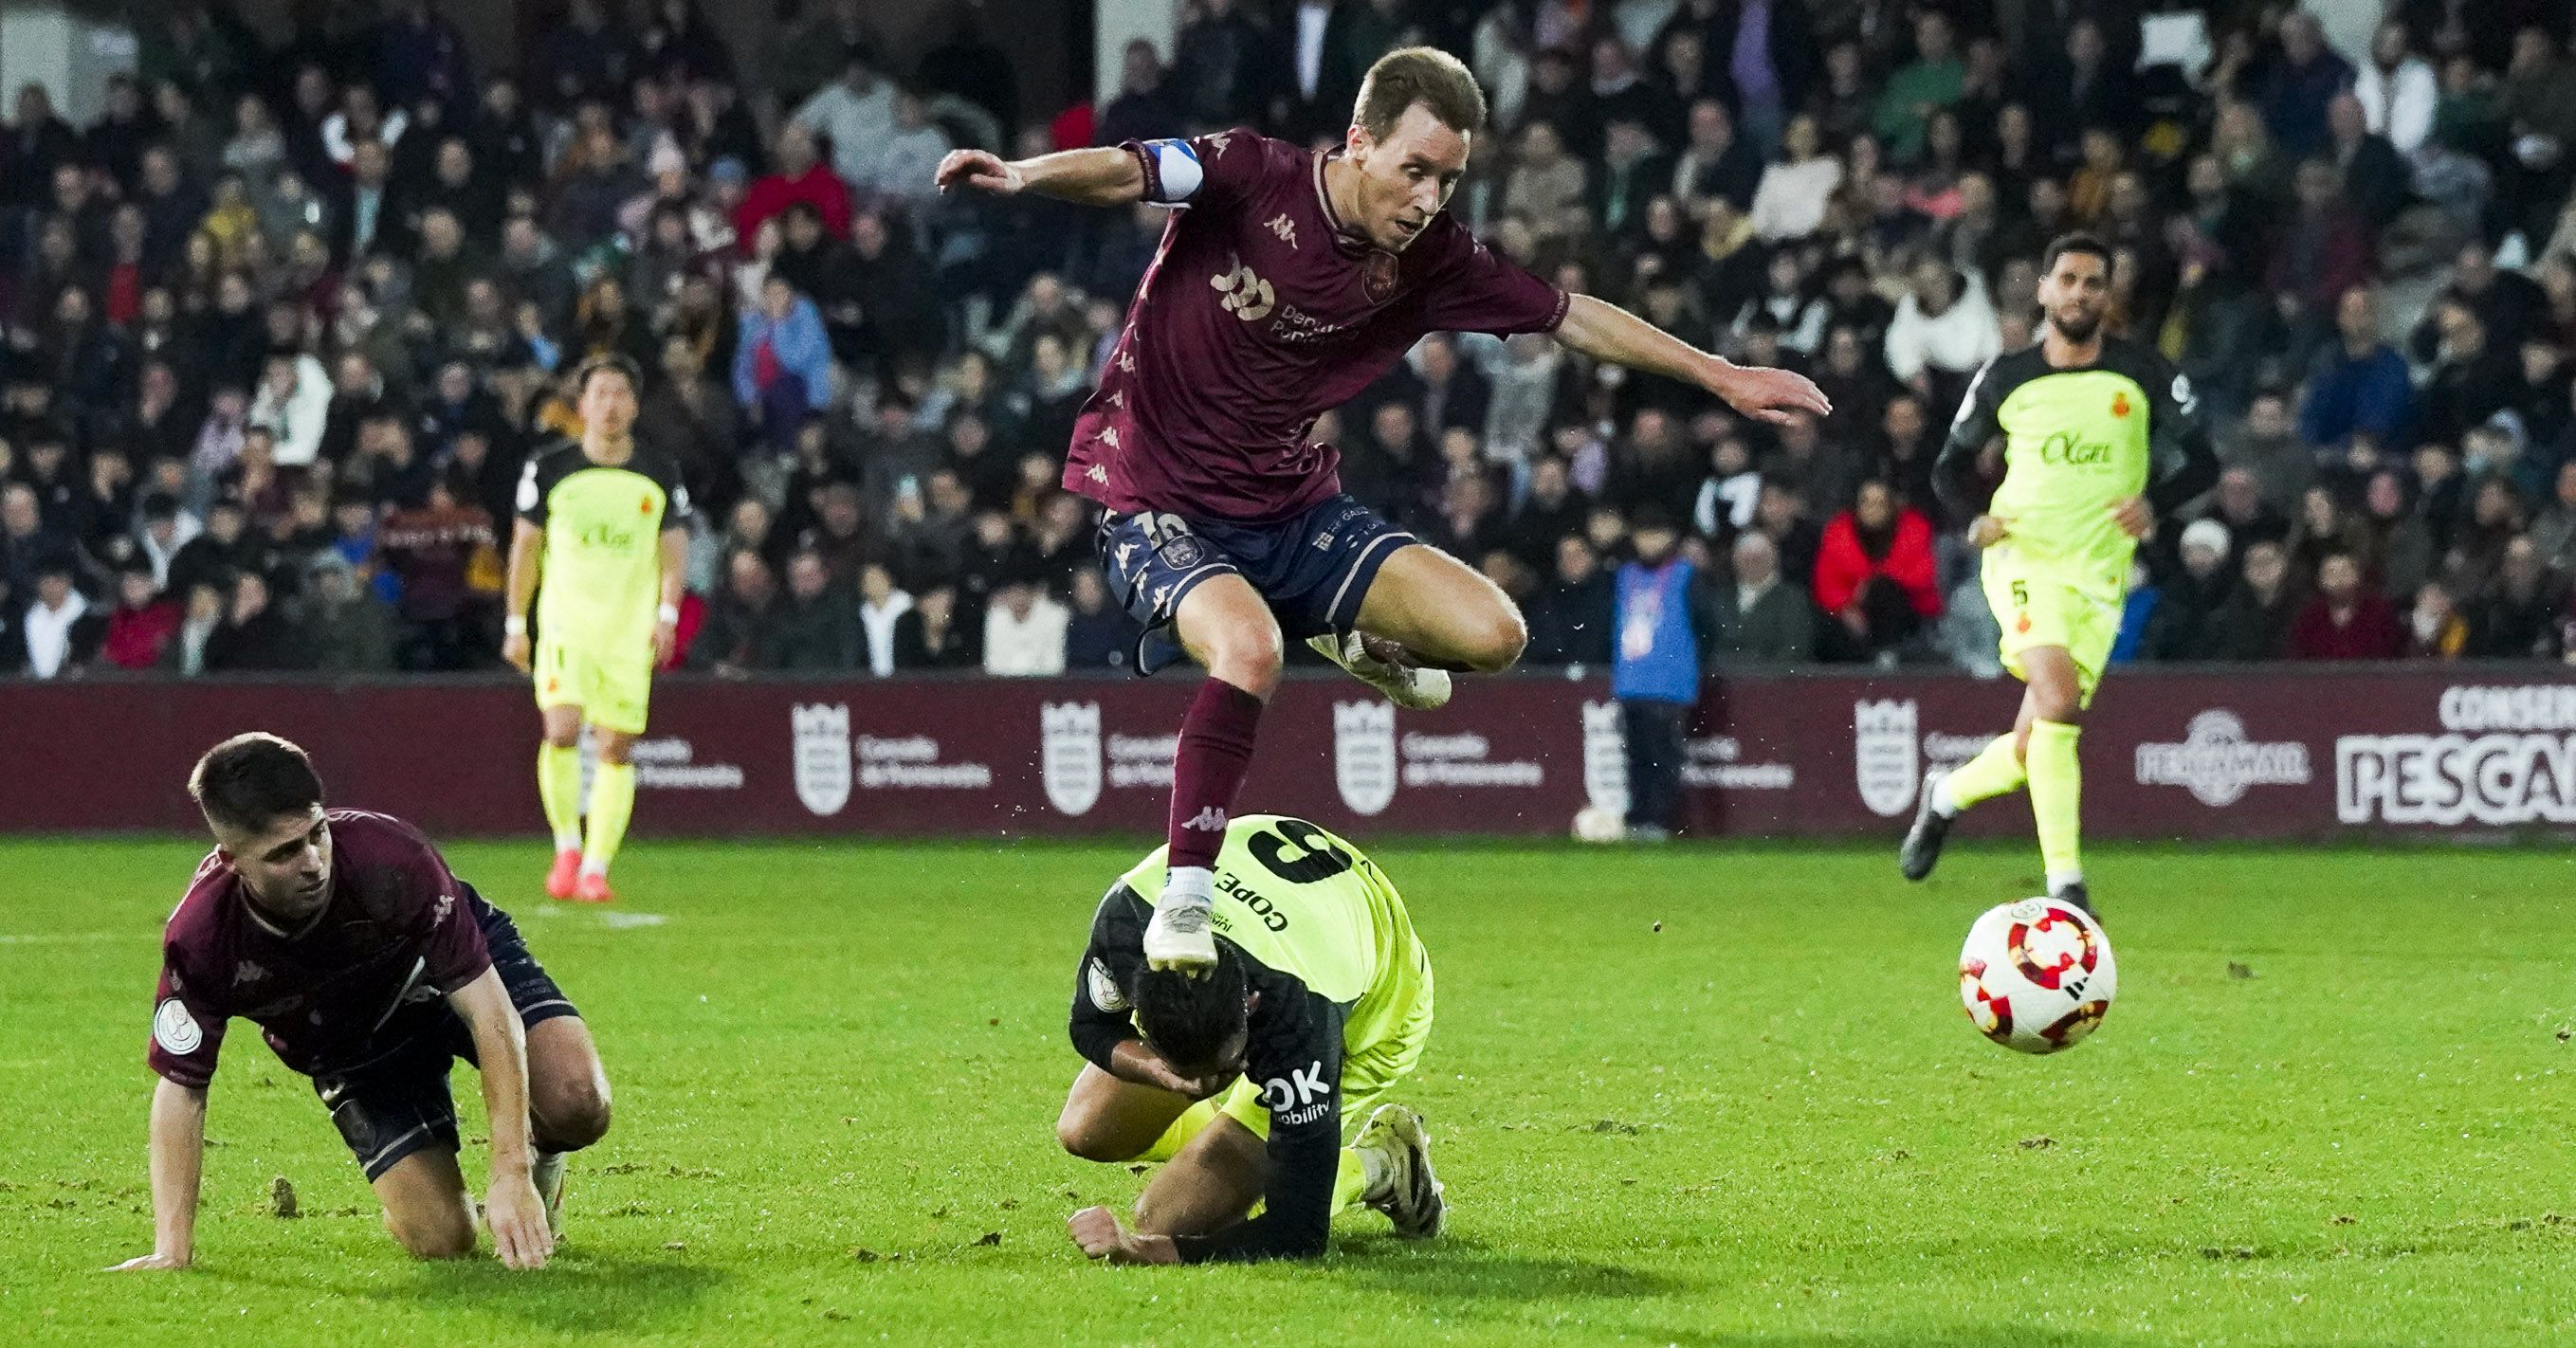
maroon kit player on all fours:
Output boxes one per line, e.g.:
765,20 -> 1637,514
110,734 -> 612,1272
937,47 -> 1830,972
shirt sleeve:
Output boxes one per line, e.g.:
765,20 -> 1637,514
656,458 -> 694,533
370,818 -> 492,993
1122,126 -> 1267,211
147,949 -> 228,1089
1171,988 -> 1347,1264
1067,887 -> 1145,1073
1933,355 -> 2009,523
1409,225 -> 1570,339
2144,355 -> 2220,517
514,454 -> 548,528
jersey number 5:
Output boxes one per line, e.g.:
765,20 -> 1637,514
1249,820 -> 1352,883
2010,579 -> 2029,609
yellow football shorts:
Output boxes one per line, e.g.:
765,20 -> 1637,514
534,636 -> 652,735
1981,544 -> 2119,705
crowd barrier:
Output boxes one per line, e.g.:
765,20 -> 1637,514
9,666 -> 2575,840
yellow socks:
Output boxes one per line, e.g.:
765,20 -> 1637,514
583,760 -> 636,877
2026,720 -> 2084,889
1937,733 -> 2029,815
538,742 -> 583,852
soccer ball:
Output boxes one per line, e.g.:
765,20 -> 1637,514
1571,806 -> 1626,843
1958,899 -> 2116,1054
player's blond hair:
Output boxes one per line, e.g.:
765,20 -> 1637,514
1354,46 -> 1487,139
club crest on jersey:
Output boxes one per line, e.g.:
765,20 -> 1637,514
1042,701 -> 1104,817
1087,957 -> 1130,1013
1853,698 -> 1920,817
1582,700 -> 1631,816
1362,250 -> 1398,303
2111,392 -> 2131,418
153,998 -> 203,1055
1334,701 -> 1398,816
792,702 -> 852,817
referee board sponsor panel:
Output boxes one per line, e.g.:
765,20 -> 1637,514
4,671 -> 2569,840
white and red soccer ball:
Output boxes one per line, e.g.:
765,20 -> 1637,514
1958,899 -> 2116,1054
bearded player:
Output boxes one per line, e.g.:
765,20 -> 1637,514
502,354 -> 691,903
112,734 -> 610,1272
938,48 -> 1828,971
1901,235 -> 2216,911
1057,814 -> 1441,1264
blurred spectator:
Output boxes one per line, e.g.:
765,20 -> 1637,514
1747,114 -> 1841,242
1062,568 -> 1137,674
304,554 -> 397,674
100,564 -> 180,671
896,585 -> 977,669
202,570 -> 302,671
2142,519 -> 2238,662
855,562 -> 913,678
2204,539 -> 2300,662
791,53 -> 895,191
1883,259 -> 1999,386
1527,534 -> 1615,666
22,561 -> 100,677
734,276 -> 834,449
983,574 -> 1069,677
1813,480 -> 1941,663
1610,513 -> 1699,841
691,549 -> 779,675
1706,530 -> 1814,666
2299,286 -> 2415,452
2405,579 -> 2475,659
378,477 -> 498,671
763,549 -> 862,671
2473,536 -> 2567,658
2288,551 -> 2403,660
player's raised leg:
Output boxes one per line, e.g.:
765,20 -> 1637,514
1312,543 -> 1527,708
1903,694 -> 2034,881
1150,576 -> 1280,971
372,1146 -> 479,1260
536,703 -> 584,899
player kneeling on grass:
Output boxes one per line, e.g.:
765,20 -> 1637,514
112,734 -> 611,1272
1059,815 -> 1442,1264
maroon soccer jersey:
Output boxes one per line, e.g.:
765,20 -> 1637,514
148,811 -> 492,1088
1065,128 -> 1570,520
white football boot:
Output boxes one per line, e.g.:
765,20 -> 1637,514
1307,631 -> 1452,710
1356,1103 -> 1445,1239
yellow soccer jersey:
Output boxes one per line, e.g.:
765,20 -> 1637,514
1936,336 -> 2216,597
516,440 -> 691,653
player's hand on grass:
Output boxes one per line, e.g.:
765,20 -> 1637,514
2108,495 -> 2153,540
106,1250 -> 190,1271
502,630 -> 533,673
485,1175 -> 555,1270
1068,1206 -> 1178,1266
1713,363 -> 1832,426
1966,516 -> 2011,549
937,149 -> 1024,196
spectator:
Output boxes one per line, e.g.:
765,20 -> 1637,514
1062,568 -> 1137,674
2300,286 -> 2415,452
2259,12 -> 2357,159
691,549 -> 779,675
791,52 -> 896,191
165,497 -> 257,599
22,561 -> 101,677
1668,98 -> 1761,215
2288,551 -> 2403,660
378,476 -> 497,671
1527,534 -> 1615,666
855,562 -> 913,677
737,122 -> 851,246
2205,538 -> 2300,661
983,574 -> 1069,677
1876,12 -> 1966,163
100,564 -> 180,671
304,553 -> 396,674
202,570 -> 302,670
1609,512 -> 1700,841
2266,160 -> 2374,361
2473,536 -> 2567,658
2405,579 -> 2475,659
895,584 -> 977,669
247,351 -> 332,468
2355,21 -> 2438,158
1706,530 -> 1815,666
734,275 -> 834,450
762,549 -> 863,671
1747,113 -> 1842,243
1813,479 -> 1941,664
2361,469 -> 2439,601
1883,259 -> 2000,387
2530,459 -> 2576,573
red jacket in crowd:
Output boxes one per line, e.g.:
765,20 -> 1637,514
1812,508 -> 1943,618
2287,592 -> 2403,660
101,600 -> 181,670
734,163 -> 852,251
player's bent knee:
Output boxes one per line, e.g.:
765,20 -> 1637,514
1460,607 -> 1527,673
388,1207 -> 477,1260
1054,1116 -> 1142,1163
537,1081 -> 612,1152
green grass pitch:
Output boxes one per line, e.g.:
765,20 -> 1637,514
4,834 -> 2572,1345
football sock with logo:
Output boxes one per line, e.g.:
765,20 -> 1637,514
1166,679 -> 1266,877
2026,720 -> 2084,887
581,760 -> 636,877
538,742 -> 583,851
1936,733 -> 2029,816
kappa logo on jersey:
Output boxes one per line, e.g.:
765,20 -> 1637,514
792,702 -> 853,817
1267,213 -> 1298,247
1087,464 -> 1109,484
1097,426 -> 1120,450
232,960 -> 268,986
1260,1061 -> 1332,1124
1180,806 -> 1227,831
153,998 -> 204,1055
1334,701 -> 1398,816
1041,701 -> 1104,817
1854,699 -> 1921,817
1212,259 -> 1276,321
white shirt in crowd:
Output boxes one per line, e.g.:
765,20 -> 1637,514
983,592 -> 1069,677
858,590 -> 913,678
249,354 -> 334,466
2354,56 -> 2438,158
1748,155 -> 1844,243
1884,273 -> 2001,383
792,77 -> 896,187
24,589 -> 89,678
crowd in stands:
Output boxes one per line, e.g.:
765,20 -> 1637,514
8,0 -> 2576,683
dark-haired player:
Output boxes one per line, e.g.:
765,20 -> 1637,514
1056,814 -> 1441,1264
112,734 -> 610,1272
502,353 -> 690,903
937,46 -> 1830,972
1901,235 -> 2217,910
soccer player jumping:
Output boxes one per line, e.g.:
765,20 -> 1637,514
1056,814 -> 1440,1263
114,735 -> 611,1272
938,49 -> 1828,971
1902,235 -> 2216,912
502,354 -> 691,904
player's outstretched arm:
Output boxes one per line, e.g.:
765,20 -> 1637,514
1554,294 -> 1832,426
450,969 -> 554,1270
502,519 -> 542,672
935,146 -> 1144,208
109,1078 -> 207,1270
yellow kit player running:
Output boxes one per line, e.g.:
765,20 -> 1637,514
1904,235 -> 2215,912
502,355 -> 691,904
1056,814 -> 1442,1264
